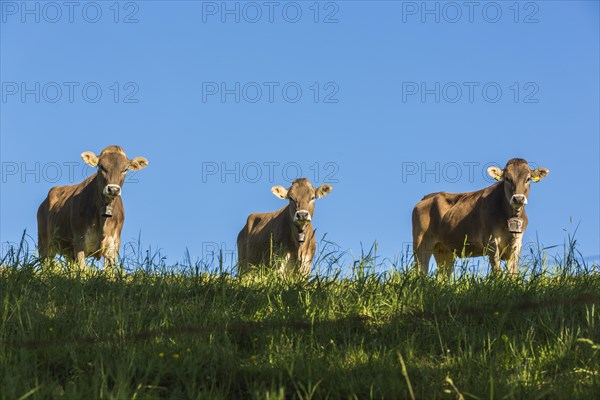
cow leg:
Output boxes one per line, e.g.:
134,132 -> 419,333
37,238 -> 57,268
103,237 -> 119,273
103,256 -> 116,275
38,230 -> 48,261
74,247 -> 87,271
413,235 -> 434,274
298,255 -> 312,278
506,234 -> 523,275
488,238 -> 503,275
278,253 -> 294,276
37,203 -> 50,263
237,241 -> 247,277
433,244 -> 455,280
237,259 -> 247,277
488,253 -> 502,275
103,257 -> 114,271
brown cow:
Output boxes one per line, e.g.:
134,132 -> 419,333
37,146 -> 148,270
412,158 -> 549,278
237,178 -> 332,277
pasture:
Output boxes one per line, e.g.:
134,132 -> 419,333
1,240 -> 599,399
2,2 -> 598,399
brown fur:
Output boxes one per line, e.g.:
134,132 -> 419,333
237,178 -> 332,277
37,146 -> 148,270
412,159 -> 549,278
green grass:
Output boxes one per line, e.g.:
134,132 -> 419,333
1,244 -> 599,399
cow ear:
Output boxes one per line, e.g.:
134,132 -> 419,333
129,157 -> 149,171
315,184 -> 333,198
531,167 -> 549,182
271,185 -> 288,199
486,166 -> 504,181
81,152 -> 99,167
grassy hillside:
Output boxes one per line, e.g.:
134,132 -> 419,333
1,247 -> 599,399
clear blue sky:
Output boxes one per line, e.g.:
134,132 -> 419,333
1,1 -> 598,272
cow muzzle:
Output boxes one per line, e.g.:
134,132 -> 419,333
294,210 -> 312,224
103,184 -> 121,197
510,194 -> 528,208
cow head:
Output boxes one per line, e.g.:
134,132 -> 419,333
271,178 -> 332,231
487,158 -> 549,210
81,146 -> 148,209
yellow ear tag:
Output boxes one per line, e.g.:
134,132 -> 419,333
532,176 -> 540,182
495,174 -> 503,181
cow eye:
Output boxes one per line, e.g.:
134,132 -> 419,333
99,165 -> 108,173
526,177 -> 531,182
311,196 -> 316,200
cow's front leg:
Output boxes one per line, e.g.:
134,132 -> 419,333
506,234 -> 523,275
488,238 -> 502,275
103,252 -> 116,273
298,255 -> 312,278
74,245 -> 87,271
278,253 -> 294,276
102,236 -> 119,274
